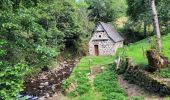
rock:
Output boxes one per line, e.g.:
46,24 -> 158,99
75,59 -> 79,62
45,93 -> 50,98
39,85 -> 44,89
24,60 -> 77,97
90,66 -> 103,75
64,61 -> 67,64
51,85 -> 56,91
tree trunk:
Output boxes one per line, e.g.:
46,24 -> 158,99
150,0 -> 162,52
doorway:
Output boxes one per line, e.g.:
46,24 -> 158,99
94,45 -> 99,56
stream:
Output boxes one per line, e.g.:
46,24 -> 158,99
19,59 -> 79,99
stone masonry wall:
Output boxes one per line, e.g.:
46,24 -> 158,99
89,24 -> 123,56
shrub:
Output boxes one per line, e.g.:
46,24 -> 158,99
0,63 -> 28,99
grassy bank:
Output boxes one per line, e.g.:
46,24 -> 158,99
118,33 -> 170,77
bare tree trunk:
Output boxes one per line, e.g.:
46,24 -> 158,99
150,0 -> 162,52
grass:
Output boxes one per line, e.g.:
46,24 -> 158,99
63,55 -> 128,100
119,33 -> 170,65
94,65 -> 128,100
117,33 -> 170,77
75,55 -> 115,71
63,33 -> 170,100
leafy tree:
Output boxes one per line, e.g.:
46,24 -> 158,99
126,0 -> 170,37
86,0 -> 127,23
126,0 -> 151,37
0,0 -> 87,99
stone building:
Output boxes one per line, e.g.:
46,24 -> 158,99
89,22 -> 124,56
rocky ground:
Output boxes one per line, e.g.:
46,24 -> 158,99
22,59 -> 79,99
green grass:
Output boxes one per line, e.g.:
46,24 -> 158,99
75,55 -> 115,71
63,33 -> 170,100
118,33 -> 170,65
94,65 -> 128,100
63,55 -> 126,100
118,33 -> 170,77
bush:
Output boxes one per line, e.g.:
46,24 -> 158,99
0,63 -> 28,99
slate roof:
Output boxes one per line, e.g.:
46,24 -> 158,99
99,22 -> 124,42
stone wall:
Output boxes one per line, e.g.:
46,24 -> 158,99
89,31 -> 123,56
117,59 -> 170,96
121,62 -> 170,96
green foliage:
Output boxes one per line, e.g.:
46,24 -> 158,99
156,68 -> 170,78
126,0 -> 149,21
0,0 -> 89,99
86,0 -> 127,23
62,78 -> 72,92
126,0 -> 170,36
116,61 -> 127,75
0,63 -> 28,99
94,65 -> 128,100
63,55 -> 130,100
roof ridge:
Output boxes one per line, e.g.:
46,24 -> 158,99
99,22 -> 124,42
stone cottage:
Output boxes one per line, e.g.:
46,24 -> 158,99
89,22 -> 124,56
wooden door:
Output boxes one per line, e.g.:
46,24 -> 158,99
94,45 -> 99,56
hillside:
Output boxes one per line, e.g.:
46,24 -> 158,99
119,33 -> 170,65
62,33 -> 170,100
1,0 -> 169,99
118,33 -> 170,78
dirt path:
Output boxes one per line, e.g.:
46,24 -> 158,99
118,75 -> 164,100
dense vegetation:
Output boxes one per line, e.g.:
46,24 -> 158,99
0,0 -> 90,99
0,0 -> 170,99
124,0 -> 170,43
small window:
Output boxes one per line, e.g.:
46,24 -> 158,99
99,35 -> 101,38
